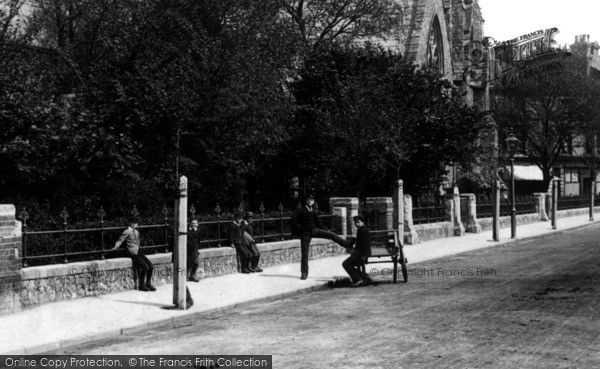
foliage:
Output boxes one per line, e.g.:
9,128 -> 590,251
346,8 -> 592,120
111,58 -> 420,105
493,53 -> 600,188
280,0 -> 404,49
288,44 -> 487,197
1,1 -> 487,220
1,0 -> 299,212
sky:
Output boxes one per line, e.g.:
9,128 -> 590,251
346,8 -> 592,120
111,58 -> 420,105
478,0 -> 600,47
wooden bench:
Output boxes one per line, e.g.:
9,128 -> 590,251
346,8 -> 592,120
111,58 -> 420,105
360,229 -> 408,284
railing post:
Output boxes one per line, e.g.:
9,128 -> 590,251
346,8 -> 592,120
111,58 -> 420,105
403,195 -> 418,245
163,205 -> 169,253
61,207 -> 69,263
98,207 -> 106,259
215,204 -> 222,246
279,203 -> 285,241
259,203 -> 265,243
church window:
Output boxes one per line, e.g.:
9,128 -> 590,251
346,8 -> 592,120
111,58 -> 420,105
427,16 -> 445,73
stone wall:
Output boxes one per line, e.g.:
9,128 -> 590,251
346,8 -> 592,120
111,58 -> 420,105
21,238 -> 344,308
414,222 -> 455,243
0,205 -> 22,316
476,213 -> 541,233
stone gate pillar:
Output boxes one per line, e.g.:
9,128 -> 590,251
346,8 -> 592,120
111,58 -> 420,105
462,194 -> 482,233
365,197 -> 394,230
331,207 -> 347,236
0,205 -> 22,316
533,193 -> 549,221
330,198 -> 359,235
403,195 -> 419,245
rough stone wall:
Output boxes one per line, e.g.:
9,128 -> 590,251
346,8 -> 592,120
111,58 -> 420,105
414,222 -> 455,243
0,205 -> 22,316
21,239 -> 345,308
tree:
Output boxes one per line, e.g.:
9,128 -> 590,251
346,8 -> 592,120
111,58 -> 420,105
493,53 -> 600,190
288,44 -> 487,198
1,0 -> 300,214
280,0 -> 404,50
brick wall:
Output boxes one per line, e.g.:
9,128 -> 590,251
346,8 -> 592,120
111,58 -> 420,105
0,205 -> 22,316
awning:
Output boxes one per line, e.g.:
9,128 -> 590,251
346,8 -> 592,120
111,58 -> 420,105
503,165 -> 544,181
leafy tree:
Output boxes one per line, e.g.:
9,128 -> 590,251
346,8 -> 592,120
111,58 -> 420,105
1,0 -> 301,215
288,44 -> 487,198
493,53 -> 600,189
280,0 -> 404,49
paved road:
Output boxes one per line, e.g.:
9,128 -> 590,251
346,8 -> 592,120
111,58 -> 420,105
51,225 -> 600,368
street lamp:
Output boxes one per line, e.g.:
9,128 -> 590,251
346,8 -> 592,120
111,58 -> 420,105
505,132 -> 520,239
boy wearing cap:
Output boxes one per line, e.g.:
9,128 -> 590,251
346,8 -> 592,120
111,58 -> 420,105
187,218 -> 201,282
229,212 -> 252,273
343,215 -> 373,287
113,217 -> 156,292
291,194 -> 352,280
243,212 -> 263,272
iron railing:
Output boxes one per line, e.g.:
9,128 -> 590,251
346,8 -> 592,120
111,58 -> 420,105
475,195 -> 537,218
557,195 -> 595,210
190,203 -> 334,247
19,202 -> 334,267
412,202 -> 447,224
19,206 -> 172,267
460,197 -> 469,224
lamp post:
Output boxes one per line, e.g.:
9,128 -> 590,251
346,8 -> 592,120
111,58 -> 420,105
506,132 -> 520,239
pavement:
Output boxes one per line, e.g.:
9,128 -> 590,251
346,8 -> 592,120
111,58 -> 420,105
1,214 -> 598,355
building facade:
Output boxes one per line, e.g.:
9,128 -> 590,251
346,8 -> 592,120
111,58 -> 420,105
383,0 -> 487,109
489,32 -> 600,197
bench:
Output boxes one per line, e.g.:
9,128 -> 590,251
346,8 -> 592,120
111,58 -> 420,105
360,229 -> 408,283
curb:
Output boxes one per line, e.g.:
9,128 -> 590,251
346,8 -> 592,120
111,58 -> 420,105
8,281 -> 334,355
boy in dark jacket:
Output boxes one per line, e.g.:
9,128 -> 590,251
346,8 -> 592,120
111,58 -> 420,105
291,194 -> 352,280
342,215 -> 374,287
229,212 -> 252,273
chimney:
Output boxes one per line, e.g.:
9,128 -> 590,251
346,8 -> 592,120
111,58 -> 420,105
576,35 -> 579,43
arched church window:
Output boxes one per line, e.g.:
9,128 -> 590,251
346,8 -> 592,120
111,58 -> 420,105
427,15 -> 445,73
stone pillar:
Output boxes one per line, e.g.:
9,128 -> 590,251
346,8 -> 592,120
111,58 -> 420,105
332,207 -> 347,236
445,195 -> 454,223
330,198 -> 359,235
403,195 -> 419,245
0,205 -> 22,316
453,193 -> 466,236
533,193 -> 549,221
462,194 -> 482,233
393,180 -> 404,241
365,197 -> 393,230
